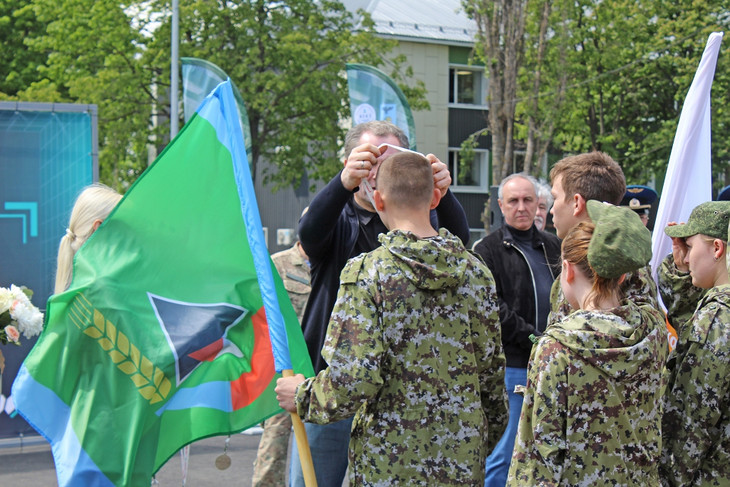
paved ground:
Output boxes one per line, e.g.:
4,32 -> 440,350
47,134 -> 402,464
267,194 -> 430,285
0,429 -> 264,486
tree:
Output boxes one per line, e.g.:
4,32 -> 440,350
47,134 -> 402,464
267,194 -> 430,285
159,0 -> 426,189
551,0 -> 730,187
464,0 -> 730,188
0,1 -> 47,98
11,0 -> 426,191
518,0 -> 570,177
464,0 -> 528,184
21,0 -> 163,190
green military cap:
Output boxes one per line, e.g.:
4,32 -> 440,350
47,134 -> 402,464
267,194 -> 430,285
664,201 -> 730,241
586,200 -> 652,278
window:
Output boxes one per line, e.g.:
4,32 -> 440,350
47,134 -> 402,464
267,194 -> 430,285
447,149 -> 489,190
449,66 -> 486,106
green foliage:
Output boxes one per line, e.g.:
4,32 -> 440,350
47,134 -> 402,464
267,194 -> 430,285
467,0 -> 730,188
544,0 -> 730,187
0,1 -> 46,97
17,0 -> 161,190
167,0 -> 418,189
5,0 -> 425,191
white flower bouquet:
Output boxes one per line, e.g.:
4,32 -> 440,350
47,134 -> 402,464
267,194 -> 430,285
0,285 -> 44,345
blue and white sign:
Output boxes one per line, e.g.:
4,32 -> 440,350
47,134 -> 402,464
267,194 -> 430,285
0,102 -> 97,440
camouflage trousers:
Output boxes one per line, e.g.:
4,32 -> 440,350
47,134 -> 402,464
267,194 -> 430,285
252,412 -> 292,486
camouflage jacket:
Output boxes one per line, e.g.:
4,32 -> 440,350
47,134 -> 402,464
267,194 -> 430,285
660,284 -> 730,486
508,301 -> 667,486
271,243 -> 310,323
295,228 -> 508,486
657,254 -> 707,332
549,264 -> 659,326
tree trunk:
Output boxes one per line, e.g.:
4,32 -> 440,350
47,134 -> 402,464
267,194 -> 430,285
468,0 -> 527,186
524,1 -> 551,174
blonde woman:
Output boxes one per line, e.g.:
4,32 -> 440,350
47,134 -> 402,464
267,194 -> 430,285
54,184 -> 121,293
660,201 -> 730,486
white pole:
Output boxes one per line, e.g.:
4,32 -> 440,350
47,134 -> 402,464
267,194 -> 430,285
170,0 -> 179,138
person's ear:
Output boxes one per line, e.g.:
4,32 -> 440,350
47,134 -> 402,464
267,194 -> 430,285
497,198 -> 505,214
91,219 -> 104,233
373,190 -> 386,212
573,194 -> 586,217
430,188 -> 442,210
713,239 -> 725,261
563,259 -> 575,283
617,273 -> 627,286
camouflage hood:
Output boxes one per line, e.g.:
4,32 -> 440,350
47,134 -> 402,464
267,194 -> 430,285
543,301 -> 664,381
377,228 -> 470,291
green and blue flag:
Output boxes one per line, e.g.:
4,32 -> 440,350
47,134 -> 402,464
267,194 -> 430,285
12,80 -> 313,486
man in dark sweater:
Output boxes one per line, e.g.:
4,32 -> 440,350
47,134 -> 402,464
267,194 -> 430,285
473,173 -> 561,487
294,121 -> 470,487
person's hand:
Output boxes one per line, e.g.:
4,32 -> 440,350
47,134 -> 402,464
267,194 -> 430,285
341,144 -> 380,191
426,153 -> 451,198
275,374 -> 306,413
667,222 -> 689,272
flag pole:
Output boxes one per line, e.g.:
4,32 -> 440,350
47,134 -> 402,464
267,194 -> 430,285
170,0 -> 179,138
282,369 -> 318,487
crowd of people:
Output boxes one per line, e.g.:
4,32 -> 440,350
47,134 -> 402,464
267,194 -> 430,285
272,121 -> 729,486
59,120 -> 730,486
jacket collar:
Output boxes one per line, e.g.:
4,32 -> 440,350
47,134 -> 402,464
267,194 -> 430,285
502,223 -> 542,248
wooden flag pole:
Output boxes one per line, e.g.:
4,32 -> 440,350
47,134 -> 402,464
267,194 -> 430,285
282,369 -> 318,487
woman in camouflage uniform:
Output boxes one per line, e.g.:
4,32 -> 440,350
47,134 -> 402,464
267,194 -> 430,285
659,201 -> 730,486
508,201 -> 667,486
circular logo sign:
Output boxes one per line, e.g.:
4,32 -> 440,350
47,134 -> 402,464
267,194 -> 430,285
353,103 -> 376,124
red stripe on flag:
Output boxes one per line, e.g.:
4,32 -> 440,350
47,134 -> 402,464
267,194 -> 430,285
230,307 -> 276,410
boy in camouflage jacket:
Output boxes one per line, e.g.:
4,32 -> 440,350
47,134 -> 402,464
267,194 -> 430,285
508,202 -> 667,486
276,151 -> 508,486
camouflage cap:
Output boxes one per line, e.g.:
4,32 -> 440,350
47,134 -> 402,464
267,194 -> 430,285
586,200 -> 652,278
664,201 -> 730,241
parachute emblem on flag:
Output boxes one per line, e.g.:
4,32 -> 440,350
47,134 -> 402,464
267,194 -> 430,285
149,293 -> 249,386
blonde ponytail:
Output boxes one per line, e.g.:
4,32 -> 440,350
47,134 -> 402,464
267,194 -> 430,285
54,184 -> 122,294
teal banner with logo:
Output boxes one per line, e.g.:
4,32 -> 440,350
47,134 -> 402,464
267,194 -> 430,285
346,63 -> 416,151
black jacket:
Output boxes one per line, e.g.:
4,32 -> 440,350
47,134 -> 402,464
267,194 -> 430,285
299,171 -> 470,373
473,225 -> 561,368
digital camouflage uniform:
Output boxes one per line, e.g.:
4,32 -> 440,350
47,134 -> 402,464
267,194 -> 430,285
295,229 -> 508,486
252,243 -> 310,487
548,264 -> 659,325
659,283 -> 730,486
508,301 -> 668,486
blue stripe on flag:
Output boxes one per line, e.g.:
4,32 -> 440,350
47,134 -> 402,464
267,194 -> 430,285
12,365 -> 114,487
154,381 -> 233,416
196,80 -> 291,372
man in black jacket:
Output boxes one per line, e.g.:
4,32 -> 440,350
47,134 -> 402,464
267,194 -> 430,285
473,172 -> 561,487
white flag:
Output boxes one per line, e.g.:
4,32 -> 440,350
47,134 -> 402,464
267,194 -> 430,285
650,32 -> 723,291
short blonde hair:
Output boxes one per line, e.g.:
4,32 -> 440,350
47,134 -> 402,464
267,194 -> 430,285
54,184 -> 122,294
